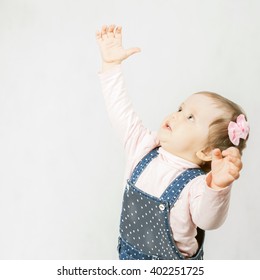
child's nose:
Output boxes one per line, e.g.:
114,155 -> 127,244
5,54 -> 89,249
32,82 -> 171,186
171,112 -> 178,119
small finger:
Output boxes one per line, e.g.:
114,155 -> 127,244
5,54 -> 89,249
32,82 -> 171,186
212,148 -> 222,161
229,168 -> 240,180
125,47 -> 141,58
115,26 -> 122,38
101,25 -> 107,38
227,156 -> 243,169
107,24 -> 116,37
96,30 -> 102,41
222,147 -> 241,158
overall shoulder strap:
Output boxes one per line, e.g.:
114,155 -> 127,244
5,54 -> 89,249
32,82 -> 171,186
129,147 -> 159,184
160,168 -> 205,207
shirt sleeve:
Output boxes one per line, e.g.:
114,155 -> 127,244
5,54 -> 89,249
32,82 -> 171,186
188,175 -> 232,230
98,65 -> 159,162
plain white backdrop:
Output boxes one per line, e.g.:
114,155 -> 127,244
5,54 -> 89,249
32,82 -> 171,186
0,0 -> 259,259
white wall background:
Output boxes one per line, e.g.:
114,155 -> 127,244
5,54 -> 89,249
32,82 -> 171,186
0,0 -> 259,259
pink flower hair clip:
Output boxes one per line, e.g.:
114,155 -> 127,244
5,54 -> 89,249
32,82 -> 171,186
228,114 -> 250,146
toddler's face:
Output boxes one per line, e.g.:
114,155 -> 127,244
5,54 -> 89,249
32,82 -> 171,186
157,94 -> 223,165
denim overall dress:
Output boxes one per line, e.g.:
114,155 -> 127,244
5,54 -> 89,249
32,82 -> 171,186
118,147 -> 205,260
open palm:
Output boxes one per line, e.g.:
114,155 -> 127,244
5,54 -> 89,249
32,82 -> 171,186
96,25 -> 140,65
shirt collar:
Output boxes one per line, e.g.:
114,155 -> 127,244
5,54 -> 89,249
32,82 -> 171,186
158,147 -> 200,170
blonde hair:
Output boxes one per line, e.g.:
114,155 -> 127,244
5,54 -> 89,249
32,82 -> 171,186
195,91 -> 249,172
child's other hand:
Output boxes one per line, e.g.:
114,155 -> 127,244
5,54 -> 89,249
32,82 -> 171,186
208,147 -> 243,189
96,25 -> 141,71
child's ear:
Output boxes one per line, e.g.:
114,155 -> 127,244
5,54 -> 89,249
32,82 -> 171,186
196,149 -> 212,162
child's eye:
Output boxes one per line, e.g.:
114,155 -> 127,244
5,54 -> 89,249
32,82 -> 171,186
187,114 -> 194,120
177,107 -> 182,112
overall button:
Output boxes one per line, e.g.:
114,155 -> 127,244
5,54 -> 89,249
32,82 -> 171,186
159,204 -> 165,211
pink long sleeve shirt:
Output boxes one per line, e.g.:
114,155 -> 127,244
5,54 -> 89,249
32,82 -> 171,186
99,65 -> 231,257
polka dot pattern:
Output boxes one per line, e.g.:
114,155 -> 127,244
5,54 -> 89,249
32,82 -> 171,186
119,147 -> 205,260
120,186 -> 179,259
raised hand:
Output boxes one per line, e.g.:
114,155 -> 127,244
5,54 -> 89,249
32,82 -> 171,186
96,24 -> 141,71
209,147 -> 243,189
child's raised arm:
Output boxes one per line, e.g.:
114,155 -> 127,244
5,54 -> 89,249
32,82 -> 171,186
96,25 -> 141,72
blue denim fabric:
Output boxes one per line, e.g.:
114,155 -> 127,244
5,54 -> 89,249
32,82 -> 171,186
118,147 -> 205,260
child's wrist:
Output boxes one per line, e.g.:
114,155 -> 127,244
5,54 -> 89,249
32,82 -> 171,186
206,173 -> 227,190
102,61 -> 121,72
